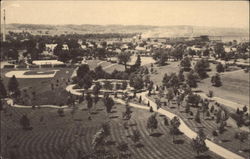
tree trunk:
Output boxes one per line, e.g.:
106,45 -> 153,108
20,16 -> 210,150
124,63 -> 127,70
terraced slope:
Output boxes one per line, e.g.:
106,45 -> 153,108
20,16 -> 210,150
1,100 -> 223,159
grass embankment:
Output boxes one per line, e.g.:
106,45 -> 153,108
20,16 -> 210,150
1,99 -> 222,159
145,94 -> 250,159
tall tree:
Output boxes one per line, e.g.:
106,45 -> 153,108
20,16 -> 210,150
211,73 -> 222,87
169,116 -> 181,143
77,64 -> 90,79
130,129 -> 141,146
134,55 -> 141,67
8,75 -> 19,96
103,95 -> 115,114
186,70 -> 198,88
180,56 -> 191,71
129,74 -> 144,90
117,52 -> 131,70
20,115 -> 30,130
194,58 -> 210,79
216,62 -> 224,73
147,113 -> 158,135
86,93 -> 93,113
0,79 -> 7,99
191,129 -> 208,157
78,74 -> 93,90
214,43 -> 225,58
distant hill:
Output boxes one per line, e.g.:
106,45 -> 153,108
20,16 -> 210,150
3,23 -> 249,40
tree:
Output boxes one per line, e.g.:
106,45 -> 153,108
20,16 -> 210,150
122,104 -> 132,120
147,113 -> 158,135
78,74 -> 93,90
186,70 -> 198,88
155,98 -> 161,110
58,50 -> 71,63
178,69 -> 185,82
117,52 -> 131,70
8,75 -> 20,98
138,96 -> 142,103
186,93 -> 201,107
180,56 -> 191,71
191,129 -> 208,157
92,129 -> 106,151
214,43 -> 225,58
134,55 -> 141,67
101,122 -> 111,139
8,49 -> 19,60
121,81 -> 128,90
211,73 -> 222,87
86,93 -> 93,113
169,116 -> 181,143
153,48 -> 169,66
166,88 -> 174,103
216,62 -> 224,73
194,58 -> 210,79
243,105 -> 248,113
0,79 -> 7,99
94,66 -> 106,79
195,110 -> 201,123
167,73 -> 179,88
103,95 -> 115,114
8,75 -> 18,93
131,129 -> 141,146
77,64 -> 90,79
164,117 -> 169,126
117,141 -> 129,158
20,115 -> 30,130
93,83 -> 101,104
129,74 -> 144,90
208,90 -> 213,98
235,132 -> 248,151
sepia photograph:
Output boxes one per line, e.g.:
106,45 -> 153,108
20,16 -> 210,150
0,1 -> 249,159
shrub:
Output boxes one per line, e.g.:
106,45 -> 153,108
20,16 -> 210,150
212,130 -> 218,136
207,90 -> 213,98
189,111 -> 193,116
4,65 -> 15,69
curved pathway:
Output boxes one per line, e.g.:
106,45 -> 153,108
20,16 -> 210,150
6,98 -> 68,109
66,84 -> 244,159
196,92 -> 246,110
6,84 -> 245,159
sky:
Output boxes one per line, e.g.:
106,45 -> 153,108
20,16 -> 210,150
1,1 -> 249,28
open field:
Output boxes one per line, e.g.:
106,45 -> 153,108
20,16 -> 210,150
5,70 -> 59,78
147,60 -> 249,106
1,100 -> 223,159
1,68 -> 74,105
196,64 -> 249,106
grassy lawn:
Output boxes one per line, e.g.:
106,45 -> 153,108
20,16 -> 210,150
145,61 -> 181,86
1,68 -> 74,105
1,99 -> 223,159
86,59 -> 125,73
146,94 -> 250,159
196,63 -> 249,106
23,70 -> 56,75
145,60 -> 249,106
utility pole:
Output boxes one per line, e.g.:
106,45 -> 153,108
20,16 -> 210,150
3,9 -> 6,42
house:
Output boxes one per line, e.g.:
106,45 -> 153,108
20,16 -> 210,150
62,44 -> 69,50
45,44 -> 57,52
